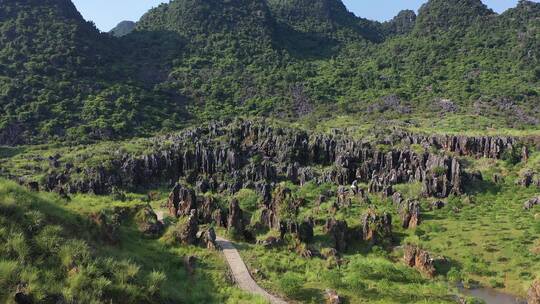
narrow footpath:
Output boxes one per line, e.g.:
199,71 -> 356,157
216,236 -> 288,304
155,211 -> 287,304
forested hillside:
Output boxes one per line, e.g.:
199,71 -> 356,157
0,0 -> 538,145
0,0 -> 187,145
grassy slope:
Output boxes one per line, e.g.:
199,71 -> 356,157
0,179 -> 265,304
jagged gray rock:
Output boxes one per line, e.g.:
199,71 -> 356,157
400,200 -> 421,229
324,218 -> 348,252
362,209 -> 393,245
524,197 -> 540,210
228,199 -> 245,236
29,121 -> 528,201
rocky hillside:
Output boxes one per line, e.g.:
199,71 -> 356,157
4,119 -> 539,302
10,120 -> 530,198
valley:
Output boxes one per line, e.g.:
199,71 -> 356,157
0,0 -> 539,303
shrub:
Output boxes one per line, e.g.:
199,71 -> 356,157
23,210 -> 45,233
146,270 -> 166,297
64,264 -> 112,303
59,240 -> 91,269
0,260 -> 18,292
235,189 -> 260,212
113,260 -> 140,285
278,272 -> 303,297
35,225 -> 64,254
6,233 -> 30,262
446,267 -> 462,283
501,147 -> 522,165
432,166 -> 447,176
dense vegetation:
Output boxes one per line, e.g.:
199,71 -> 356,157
0,0 -> 187,145
0,0 -> 538,145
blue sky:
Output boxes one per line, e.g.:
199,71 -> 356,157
72,0 -> 534,32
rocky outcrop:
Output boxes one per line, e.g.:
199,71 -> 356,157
324,218 -> 348,252
17,179 -> 40,192
403,245 -> 436,277
135,206 -> 164,238
257,236 -> 282,248
261,185 -> 300,230
325,289 -> 342,304
167,183 -> 197,217
522,146 -> 530,162
422,156 -> 461,198
402,133 -> 520,160
24,121 -> 529,200
14,291 -> 32,304
297,219 -> 314,243
212,209 -> 227,228
200,227 -> 217,250
184,255 -> 197,276
199,196 -> 219,224
179,209 -> 199,245
278,218 -> 314,244
228,199 -> 245,236
392,192 -> 404,206
524,197 -> 540,210
528,279 -> 540,304
336,186 -> 352,207
492,173 -> 504,184
400,200 -> 421,229
519,171 -> 535,188
430,200 -> 445,210
362,209 -> 393,245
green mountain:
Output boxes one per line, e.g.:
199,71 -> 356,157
0,0 -> 187,145
266,0 -> 384,42
0,0 -> 539,146
382,10 -> 417,36
109,20 -> 136,37
414,0 -> 495,34
136,0 -> 276,55
0,1 -> 540,302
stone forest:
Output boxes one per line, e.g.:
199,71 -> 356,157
0,0 -> 539,303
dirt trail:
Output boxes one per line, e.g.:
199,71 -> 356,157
155,210 -> 287,304
216,236 -> 288,304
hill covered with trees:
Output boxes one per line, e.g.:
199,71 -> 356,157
0,0 -> 538,145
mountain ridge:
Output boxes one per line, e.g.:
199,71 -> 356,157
0,0 -> 538,145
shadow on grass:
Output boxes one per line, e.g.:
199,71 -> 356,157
1,180 -> 227,303
292,288 -> 326,303
463,179 -> 502,196
0,146 -> 27,158
104,220 -> 226,303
